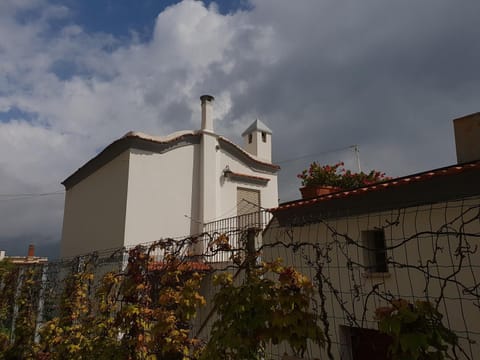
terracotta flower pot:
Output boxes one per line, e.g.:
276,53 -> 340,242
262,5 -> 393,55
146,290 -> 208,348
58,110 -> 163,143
300,185 -> 342,199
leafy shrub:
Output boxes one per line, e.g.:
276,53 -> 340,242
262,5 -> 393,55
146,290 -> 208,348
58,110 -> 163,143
376,299 -> 458,360
202,260 -> 324,360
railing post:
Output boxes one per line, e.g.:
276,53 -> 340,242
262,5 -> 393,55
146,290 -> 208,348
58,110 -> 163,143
246,228 -> 256,276
35,264 -> 48,343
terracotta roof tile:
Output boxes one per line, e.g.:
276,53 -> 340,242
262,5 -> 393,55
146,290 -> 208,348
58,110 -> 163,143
271,160 -> 480,212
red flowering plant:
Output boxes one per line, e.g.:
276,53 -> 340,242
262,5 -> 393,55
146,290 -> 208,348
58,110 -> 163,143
340,169 -> 390,189
297,162 -> 343,188
297,161 -> 390,190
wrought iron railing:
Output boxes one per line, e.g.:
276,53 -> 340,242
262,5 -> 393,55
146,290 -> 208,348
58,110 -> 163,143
202,210 -> 272,263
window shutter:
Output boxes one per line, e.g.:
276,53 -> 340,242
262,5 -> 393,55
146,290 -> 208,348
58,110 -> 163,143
237,187 -> 261,228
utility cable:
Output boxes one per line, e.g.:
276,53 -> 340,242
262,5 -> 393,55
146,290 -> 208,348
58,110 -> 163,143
0,191 -> 64,202
275,145 -> 356,164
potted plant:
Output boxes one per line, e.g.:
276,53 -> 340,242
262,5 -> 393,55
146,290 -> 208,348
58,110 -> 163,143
297,162 -> 389,199
297,162 -> 343,198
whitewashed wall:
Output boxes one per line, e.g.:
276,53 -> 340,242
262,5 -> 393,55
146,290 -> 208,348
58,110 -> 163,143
60,150 -> 130,258
124,145 -> 200,245
218,148 -> 278,221
61,131 -> 278,257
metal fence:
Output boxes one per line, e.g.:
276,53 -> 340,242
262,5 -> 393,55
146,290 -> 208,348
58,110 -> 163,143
256,195 -> 480,360
1,199 -> 479,359
202,210 -> 272,263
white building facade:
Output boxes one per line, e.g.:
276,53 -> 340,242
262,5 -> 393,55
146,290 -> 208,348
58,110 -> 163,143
60,95 -> 279,258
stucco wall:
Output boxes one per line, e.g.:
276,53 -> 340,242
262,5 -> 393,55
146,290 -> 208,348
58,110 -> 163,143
60,131 -> 278,257
217,148 -> 278,221
243,132 -> 272,162
199,132 -> 219,229
60,150 -> 130,258
123,145 -> 201,246
124,137 -> 278,244
262,197 -> 480,359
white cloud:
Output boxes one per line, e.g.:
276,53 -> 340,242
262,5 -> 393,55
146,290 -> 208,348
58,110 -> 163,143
1,0 -> 480,253
0,0 -> 262,246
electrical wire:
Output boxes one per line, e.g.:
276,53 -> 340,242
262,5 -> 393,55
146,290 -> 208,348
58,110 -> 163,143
0,191 -> 64,202
0,145 -> 360,201
275,145 -> 356,164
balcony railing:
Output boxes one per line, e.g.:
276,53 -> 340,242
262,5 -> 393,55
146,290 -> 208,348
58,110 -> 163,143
202,210 -> 272,263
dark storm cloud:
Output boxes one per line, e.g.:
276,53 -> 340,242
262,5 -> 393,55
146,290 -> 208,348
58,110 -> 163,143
195,0 -> 480,200
2,0 -> 480,253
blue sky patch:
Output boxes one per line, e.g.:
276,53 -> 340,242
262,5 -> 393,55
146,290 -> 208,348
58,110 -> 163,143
63,0 -> 250,41
0,106 -> 38,124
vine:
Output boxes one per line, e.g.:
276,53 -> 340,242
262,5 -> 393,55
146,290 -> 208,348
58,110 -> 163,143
0,200 -> 478,360
376,299 -> 458,360
0,262 -> 43,360
202,259 -> 324,360
0,259 -> 17,354
35,241 -> 206,360
37,257 -> 96,359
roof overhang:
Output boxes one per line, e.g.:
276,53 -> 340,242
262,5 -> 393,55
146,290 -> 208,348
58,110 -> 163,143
62,131 -> 280,190
217,137 -> 280,173
62,133 -> 201,190
223,170 -> 270,186
271,161 -> 480,226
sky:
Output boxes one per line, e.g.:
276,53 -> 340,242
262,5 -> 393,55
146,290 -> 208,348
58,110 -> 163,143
1,0 -> 480,258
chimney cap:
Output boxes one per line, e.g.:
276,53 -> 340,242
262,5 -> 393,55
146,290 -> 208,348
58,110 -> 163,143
453,112 -> 480,163
200,94 -> 215,103
28,244 -> 35,257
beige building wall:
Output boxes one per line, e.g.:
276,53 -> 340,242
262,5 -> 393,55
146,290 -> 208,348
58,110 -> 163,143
60,150 -> 130,258
262,197 -> 480,359
60,121 -> 278,259
124,144 -> 200,246
243,131 -> 272,162
199,132 -> 220,230
218,149 -> 278,220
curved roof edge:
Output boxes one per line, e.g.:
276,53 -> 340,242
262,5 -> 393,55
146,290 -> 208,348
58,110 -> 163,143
62,131 -> 280,190
62,132 -> 201,190
217,136 -> 280,173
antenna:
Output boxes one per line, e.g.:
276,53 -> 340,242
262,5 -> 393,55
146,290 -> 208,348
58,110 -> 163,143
353,145 -> 362,172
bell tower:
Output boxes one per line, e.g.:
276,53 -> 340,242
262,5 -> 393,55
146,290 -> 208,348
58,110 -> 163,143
242,119 -> 272,162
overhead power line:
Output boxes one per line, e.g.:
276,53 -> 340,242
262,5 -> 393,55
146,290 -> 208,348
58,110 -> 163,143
0,191 -> 64,202
275,145 -> 357,165
0,145 -> 363,202
0,191 -> 64,197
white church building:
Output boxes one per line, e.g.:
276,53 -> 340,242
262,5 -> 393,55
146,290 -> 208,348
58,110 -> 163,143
60,95 -> 279,258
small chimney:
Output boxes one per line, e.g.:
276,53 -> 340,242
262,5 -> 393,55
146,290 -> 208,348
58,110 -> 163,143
27,244 -> 35,258
453,112 -> 480,163
200,95 -> 215,132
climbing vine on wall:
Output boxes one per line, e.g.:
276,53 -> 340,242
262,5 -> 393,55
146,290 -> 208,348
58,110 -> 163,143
202,259 -> 324,360
375,299 -> 458,360
0,260 -> 17,353
0,203 -> 477,360
0,261 -> 43,360
36,241 -> 206,360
